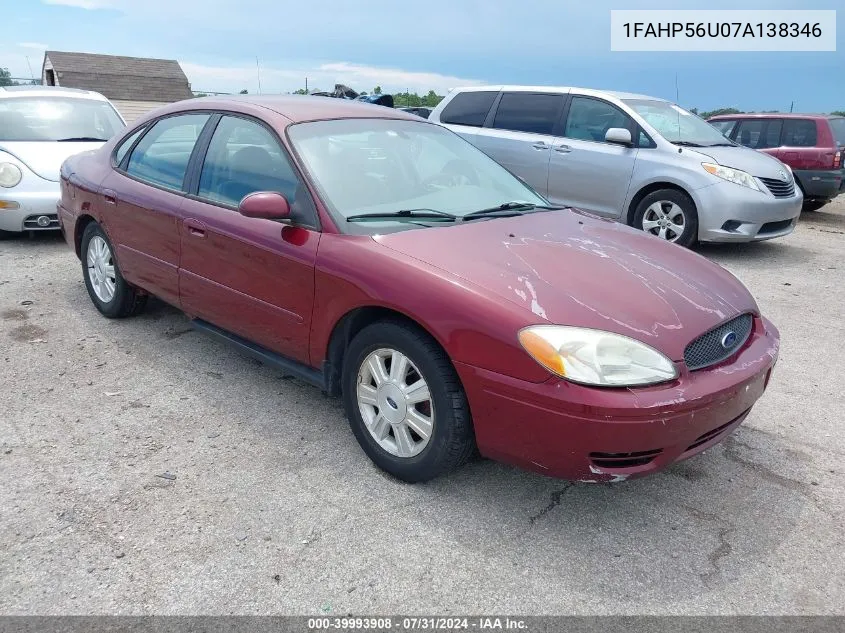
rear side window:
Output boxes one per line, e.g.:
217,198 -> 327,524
828,118 -> 845,146
114,126 -> 146,166
782,119 -> 818,147
198,115 -> 302,208
735,119 -> 783,149
125,113 -> 210,190
492,93 -> 564,135
439,91 -> 497,127
564,96 -> 631,143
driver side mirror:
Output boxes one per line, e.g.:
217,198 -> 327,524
238,192 -> 291,220
605,127 -> 633,147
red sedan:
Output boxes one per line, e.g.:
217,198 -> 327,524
57,96 -> 779,483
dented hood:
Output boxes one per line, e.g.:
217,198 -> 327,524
0,141 -> 106,182
375,210 -> 758,361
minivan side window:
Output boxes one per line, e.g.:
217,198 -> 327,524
564,96 -> 631,143
439,91 -> 498,127
125,113 -> 211,190
198,115 -> 303,209
114,126 -> 146,165
491,93 -> 564,135
782,119 -> 818,147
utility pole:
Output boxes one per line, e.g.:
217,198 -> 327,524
25,56 -> 35,83
305,77 -> 308,93
790,100 -> 794,113
256,57 -> 262,95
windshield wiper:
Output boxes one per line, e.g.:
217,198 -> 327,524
462,202 -> 565,221
672,141 -> 704,147
346,208 -> 458,223
704,142 -> 736,147
56,136 -> 109,142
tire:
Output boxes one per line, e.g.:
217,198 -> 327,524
342,320 -> 475,483
81,222 -> 147,318
802,199 -> 828,212
632,189 -> 698,248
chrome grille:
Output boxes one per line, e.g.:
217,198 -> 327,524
684,313 -> 753,371
759,177 -> 795,198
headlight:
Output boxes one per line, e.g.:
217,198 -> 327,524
702,162 -> 760,192
0,162 -> 22,188
518,325 -> 678,387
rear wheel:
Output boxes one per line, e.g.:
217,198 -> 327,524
81,222 -> 147,318
802,199 -> 828,212
633,189 -> 698,248
342,320 -> 475,482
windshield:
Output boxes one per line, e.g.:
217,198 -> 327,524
0,97 -> 125,142
287,118 -> 547,232
624,99 -> 733,147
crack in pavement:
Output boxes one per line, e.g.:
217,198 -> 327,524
528,484 -> 574,525
681,504 -> 737,588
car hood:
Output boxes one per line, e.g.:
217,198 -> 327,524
0,141 -> 106,182
375,210 -> 758,361
688,144 -> 790,179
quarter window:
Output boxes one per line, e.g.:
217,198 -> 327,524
439,91 -> 498,127
828,118 -> 845,146
782,119 -> 818,147
114,126 -> 145,165
198,115 -> 303,209
125,114 -> 210,190
564,97 -> 631,143
492,93 -> 564,135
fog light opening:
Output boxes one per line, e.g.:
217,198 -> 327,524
722,220 -> 742,232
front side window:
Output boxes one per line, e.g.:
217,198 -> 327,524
734,119 -> 783,149
287,118 -> 546,234
0,96 -> 124,142
492,93 -> 564,135
125,113 -> 210,190
624,99 -> 732,147
564,97 -> 631,143
439,91 -> 498,127
782,119 -> 818,147
198,115 -> 302,208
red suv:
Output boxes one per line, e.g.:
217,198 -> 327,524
708,113 -> 844,211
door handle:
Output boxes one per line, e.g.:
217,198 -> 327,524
183,219 -> 207,238
102,189 -> 117,205
554,145 -> 572,154
531,141 -> 549,150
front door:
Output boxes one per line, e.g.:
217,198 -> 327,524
178,114 -> 320,364
548,95 -> 638,218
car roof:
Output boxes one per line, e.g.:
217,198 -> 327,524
186,94 -> 420,124
0,85 -> 111,102
446,85 -> 666,102
707,112 -> 835,120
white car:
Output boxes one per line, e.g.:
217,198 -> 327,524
0,86 -> 125,233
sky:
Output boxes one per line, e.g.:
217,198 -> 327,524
1,0 -> 842,112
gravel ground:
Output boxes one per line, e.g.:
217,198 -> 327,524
1,199 -> 844,616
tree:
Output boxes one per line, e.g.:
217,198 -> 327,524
239,89 -> 248,94
373,86 -> 382,95
698,107 -> 743,119
832,111 -> 845,116
0,68 -> 14,87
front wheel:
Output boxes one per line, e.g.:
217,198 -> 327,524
342,320 -> 475,482
632,189 -> 698,248
81,222 -> 147,318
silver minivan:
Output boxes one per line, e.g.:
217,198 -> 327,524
429,85 -> 803,247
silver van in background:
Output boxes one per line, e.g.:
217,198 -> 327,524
429,85 -> 803,247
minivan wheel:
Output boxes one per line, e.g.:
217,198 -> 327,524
633,189 -> 698,248
81,222 -> 147,318
342,320 -> 475,483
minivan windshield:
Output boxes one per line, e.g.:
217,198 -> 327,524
288,118 -> 547,232
624,99 -> 733,147
0,97 -> 124,142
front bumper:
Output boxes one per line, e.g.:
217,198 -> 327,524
457,315 -> 779,482
0,188 -> 61,232
693,180 -> 802,243
794,169 -> 844,200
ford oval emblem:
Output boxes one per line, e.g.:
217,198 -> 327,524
721,331 -> 738,349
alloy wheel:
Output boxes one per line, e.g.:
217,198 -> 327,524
86,235 -> 116,303
642,201 -> 686,242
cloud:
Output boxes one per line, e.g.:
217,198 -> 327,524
18,42 -> 49,50
42,0 -> 115,8
180,60 -> 483,96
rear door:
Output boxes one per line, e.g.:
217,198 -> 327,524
547,95 -> 637,217
472,91 -> 566,198
178,113 -> 320,364
780,119 -> 821,169
101,112 -> 212,307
